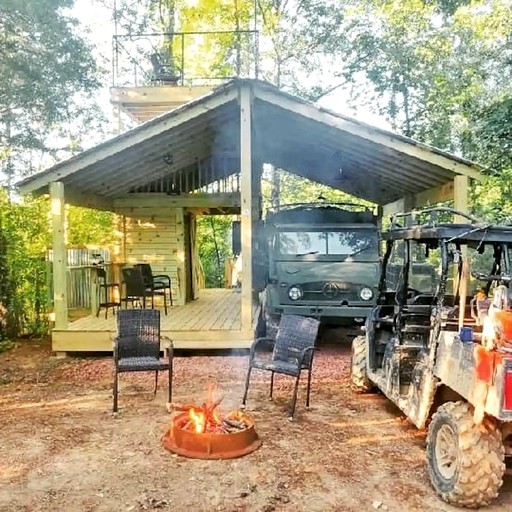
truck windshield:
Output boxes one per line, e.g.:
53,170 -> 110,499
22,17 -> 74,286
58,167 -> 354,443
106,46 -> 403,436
277,230 -> 378,257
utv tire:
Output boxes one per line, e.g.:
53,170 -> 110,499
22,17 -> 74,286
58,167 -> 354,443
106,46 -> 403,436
350,335 -> 372,393
426,401 -> 505,508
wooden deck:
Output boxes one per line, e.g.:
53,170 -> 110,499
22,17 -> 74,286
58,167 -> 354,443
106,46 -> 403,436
53,289 -> 255,353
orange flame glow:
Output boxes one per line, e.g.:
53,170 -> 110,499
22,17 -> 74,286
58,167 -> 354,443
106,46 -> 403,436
189,407 -> 206,434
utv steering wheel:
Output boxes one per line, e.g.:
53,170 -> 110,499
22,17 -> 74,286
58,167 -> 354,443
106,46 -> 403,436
395,287 -> 421,305
406,288 -> 421,299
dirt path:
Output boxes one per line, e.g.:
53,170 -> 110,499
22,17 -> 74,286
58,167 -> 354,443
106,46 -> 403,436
0,340 -> 511,511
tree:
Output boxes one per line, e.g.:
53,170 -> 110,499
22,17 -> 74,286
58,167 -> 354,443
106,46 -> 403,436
1,0 -> 103,187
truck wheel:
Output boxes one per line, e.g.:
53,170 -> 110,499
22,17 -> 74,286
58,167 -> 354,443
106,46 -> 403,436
350,335 -> 372,393
426,401 -> 505,508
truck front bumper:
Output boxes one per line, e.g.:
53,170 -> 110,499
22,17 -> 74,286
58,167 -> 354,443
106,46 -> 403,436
271,305 -> 373,318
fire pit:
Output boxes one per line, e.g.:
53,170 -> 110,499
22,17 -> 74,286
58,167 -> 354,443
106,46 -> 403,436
162,388 -> 262,460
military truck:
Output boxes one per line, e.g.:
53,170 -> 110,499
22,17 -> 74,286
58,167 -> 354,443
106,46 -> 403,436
351,207 -> 512,508
255,203 -> 380,336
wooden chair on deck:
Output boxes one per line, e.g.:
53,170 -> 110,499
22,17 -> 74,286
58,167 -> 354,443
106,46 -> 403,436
113,309 -> 173,413
242,314 -> 320,420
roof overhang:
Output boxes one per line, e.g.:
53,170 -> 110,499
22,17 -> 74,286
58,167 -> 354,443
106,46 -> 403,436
17,79 -> 483,208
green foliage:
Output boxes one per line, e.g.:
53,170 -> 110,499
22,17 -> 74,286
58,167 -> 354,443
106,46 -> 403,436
262,170 -> 373,213
1,0 -> 103,185
197,215 -> 233,288
67,207 -> 116,247
0,191 -> 51,339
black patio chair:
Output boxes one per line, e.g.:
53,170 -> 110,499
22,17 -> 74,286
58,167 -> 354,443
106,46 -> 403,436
113,309 -> 173,413
121,266 -> 168,314
134,263 -> 172,309
242,314 -> 320,420
96,266 -> 120,319
149,52 -> 181,85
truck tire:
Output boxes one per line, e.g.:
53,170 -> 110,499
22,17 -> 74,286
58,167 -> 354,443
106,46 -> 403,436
426,401 -> 505,508
350,335 -> 372,393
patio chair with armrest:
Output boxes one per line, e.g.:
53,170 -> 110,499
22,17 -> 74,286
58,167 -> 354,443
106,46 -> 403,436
113,309 -> 173,413
121,266 -> 168,314
242,314 -> 320,420
134,263 -> 172,309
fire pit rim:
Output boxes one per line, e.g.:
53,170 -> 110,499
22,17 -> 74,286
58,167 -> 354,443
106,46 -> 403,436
162,411 -> 262,460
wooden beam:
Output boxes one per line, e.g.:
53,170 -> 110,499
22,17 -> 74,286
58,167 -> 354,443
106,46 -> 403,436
454,175 -> 469,222
254,87 -> 483,181
415,181 -> 454,207
240,86 -> 253,332
110,86 -> 213,106
113,192 -> 240,209
175,207 -> 186,306
50,182 -> 68,329
382,181 -> 457,217
18,88 -> 238,194
64,188 -> 114,211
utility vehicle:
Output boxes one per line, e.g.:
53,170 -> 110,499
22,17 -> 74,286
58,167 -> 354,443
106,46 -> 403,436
351,207 -> 512,508
254,203 -> 380,336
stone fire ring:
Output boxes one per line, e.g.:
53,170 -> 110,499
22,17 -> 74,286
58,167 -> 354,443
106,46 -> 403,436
162,412 -> 262,460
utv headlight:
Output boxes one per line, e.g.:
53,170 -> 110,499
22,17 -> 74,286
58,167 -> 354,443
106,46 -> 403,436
359,287 -> 373,301
288,286 -> 303,301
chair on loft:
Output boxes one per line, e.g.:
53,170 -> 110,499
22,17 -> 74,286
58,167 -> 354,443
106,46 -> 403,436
121,266 -> 169,315
149,52 -> 181,85
113,309 -> 173,413
96,266 -> 120,319
134,263 -> 173,309
242,314 -> 320,420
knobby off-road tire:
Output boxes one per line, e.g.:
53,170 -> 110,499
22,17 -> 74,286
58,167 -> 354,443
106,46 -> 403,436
426,401 -> 505,509
350,335 -> 372,393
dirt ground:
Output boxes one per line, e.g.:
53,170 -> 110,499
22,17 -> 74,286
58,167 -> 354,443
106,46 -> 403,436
1,339 -> 512,512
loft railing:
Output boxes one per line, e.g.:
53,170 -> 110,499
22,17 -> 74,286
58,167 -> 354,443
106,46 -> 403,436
112,30 -> 259,87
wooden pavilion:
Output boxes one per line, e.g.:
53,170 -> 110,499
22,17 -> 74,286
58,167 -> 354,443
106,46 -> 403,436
17,79 -> 483,354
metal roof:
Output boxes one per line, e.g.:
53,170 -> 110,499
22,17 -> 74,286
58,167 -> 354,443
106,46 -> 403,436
17,79 -> 483,208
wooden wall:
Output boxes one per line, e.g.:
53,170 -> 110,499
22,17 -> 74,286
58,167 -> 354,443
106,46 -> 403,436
114,202 -> 185,305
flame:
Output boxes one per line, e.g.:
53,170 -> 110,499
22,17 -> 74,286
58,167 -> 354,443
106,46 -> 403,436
189,407 -> 206,434
185,384 -> 224,433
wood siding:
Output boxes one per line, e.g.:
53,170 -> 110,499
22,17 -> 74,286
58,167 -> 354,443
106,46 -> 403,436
115,202 -> 184,305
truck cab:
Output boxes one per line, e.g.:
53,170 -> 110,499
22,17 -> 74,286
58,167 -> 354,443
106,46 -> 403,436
258,203 -> 380,336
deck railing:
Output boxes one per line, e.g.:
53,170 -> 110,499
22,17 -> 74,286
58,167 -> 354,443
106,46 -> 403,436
112,30 -> 259,88
47,249 -> 112,310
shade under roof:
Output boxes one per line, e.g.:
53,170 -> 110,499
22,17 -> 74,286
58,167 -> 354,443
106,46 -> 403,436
17,79 -> 483,207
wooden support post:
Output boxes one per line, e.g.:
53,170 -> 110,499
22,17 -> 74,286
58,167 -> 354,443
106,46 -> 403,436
175,207 -> 186,305
50,182 -> 68,330
454,175 -> 470,303
240,86 -> 253,332
89,267 -> 99,316
454,175 -> 469,222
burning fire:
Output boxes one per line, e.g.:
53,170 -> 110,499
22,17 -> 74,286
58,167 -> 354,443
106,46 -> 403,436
171,384 -> 248,434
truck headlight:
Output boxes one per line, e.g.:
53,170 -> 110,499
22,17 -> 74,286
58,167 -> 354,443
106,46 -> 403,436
288,286 -> 303,301
359,287 -> 373,301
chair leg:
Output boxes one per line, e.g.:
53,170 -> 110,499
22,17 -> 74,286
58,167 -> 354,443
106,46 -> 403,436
154,371 -> 158,395
168,361 -> 173,404
269,371 -> 274,399
242,366 -> 253,406
163,291 -> 167,315
306,368 -> 313,408
113,370 -> 119,413
169,287 -> 173,307
290,371 -> 302,420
